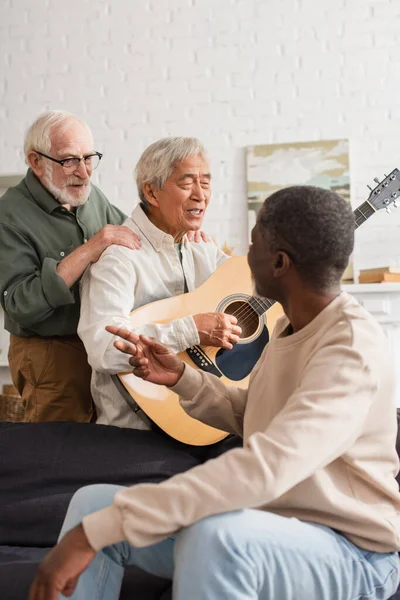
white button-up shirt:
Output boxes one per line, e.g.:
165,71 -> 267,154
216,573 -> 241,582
78,204 -> 228,428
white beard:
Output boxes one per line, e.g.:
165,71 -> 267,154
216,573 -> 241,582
42,164 -> 91,207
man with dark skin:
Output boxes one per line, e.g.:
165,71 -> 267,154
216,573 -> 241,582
29,186 -> 400,600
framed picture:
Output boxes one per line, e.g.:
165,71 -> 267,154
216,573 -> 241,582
246,139 -> 353,281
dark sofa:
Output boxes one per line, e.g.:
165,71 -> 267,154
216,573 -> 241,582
0,421 -> 240,600
0,417 -> 399,600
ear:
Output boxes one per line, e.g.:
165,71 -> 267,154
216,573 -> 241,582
142,182 -> 160,208
27,151 -> 45,178
273,251 -> 291,277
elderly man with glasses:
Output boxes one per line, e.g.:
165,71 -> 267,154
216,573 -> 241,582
0,110 -> 144,423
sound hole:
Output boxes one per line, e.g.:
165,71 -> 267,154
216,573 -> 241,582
224,301 -> 260,339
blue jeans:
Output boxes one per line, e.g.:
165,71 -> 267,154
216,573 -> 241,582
60,484 -> 400,600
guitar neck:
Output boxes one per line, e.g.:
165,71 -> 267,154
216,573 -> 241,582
249,295 -> 276,315
354,201 -> 376,229
252,197 -> 378,315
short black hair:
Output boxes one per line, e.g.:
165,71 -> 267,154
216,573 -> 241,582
259,185 -> 355,289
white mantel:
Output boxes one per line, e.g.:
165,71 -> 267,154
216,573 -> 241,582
1,284 -> 400,403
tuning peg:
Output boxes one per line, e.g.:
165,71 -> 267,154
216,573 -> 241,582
373,177 -> 380,184
394,201 -> 399,208
386,207 -> 392,213
367,185 -> 373,191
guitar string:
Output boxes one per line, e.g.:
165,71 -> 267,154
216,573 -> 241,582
200,302 -> 260,354
201,301 -> 269,354
214,297 -> 269,329
199,301 -> 261,355
218,299 -> 266,332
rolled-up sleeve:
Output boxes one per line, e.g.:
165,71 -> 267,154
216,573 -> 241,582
0,224 -> 74,329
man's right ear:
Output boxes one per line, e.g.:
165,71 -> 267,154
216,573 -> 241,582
142,182 -> 159,208
273,251 -> 291,278
27,151 -> 44,177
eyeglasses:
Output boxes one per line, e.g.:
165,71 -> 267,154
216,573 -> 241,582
35,151 -> 103,173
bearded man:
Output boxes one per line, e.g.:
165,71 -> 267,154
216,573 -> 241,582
0,110 -> 141,422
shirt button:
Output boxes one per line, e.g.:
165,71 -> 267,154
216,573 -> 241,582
3,291 -> 7,296
60,251 -> 65,257
84,238 -> 88,243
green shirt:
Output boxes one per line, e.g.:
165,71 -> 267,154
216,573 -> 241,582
0,169 -> 126,337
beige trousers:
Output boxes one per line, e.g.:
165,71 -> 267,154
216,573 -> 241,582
8,334 -> 94,423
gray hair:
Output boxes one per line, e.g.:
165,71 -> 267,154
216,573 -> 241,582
135,137 -> 208,206
23,110 -> 93,164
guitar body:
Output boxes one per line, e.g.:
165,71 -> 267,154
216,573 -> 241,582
118,256 -> 284,445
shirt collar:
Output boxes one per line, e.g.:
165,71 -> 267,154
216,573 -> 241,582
24,169 -> 64,214
131,204 -> 188,252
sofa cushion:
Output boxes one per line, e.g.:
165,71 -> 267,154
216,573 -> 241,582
0,421 -> 239,547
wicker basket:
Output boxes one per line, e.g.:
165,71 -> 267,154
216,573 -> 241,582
0,393 -> 25,422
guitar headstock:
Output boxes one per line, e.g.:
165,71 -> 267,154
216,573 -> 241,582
366,168 -> 400,213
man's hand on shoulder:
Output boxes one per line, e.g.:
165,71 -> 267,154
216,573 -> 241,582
187,230 -> 209,243
87,225 -> 141,263
55,225 -> 141,288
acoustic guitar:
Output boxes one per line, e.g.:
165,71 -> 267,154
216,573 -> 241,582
118,169 -> 400,445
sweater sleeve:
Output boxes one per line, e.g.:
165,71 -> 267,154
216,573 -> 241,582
78,251 -> 199,373
171,363 -> 247,436
83,338 -> 377,551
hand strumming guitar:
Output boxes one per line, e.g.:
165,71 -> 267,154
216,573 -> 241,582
105,326 -> 185,386
192,313 -> 242,350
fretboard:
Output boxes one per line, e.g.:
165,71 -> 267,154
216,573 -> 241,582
354,201 -> 376,229
248,295 -> 276,315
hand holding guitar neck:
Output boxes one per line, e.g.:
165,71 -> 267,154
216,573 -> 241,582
193,312 -> 242,350
106,325 -> 185,387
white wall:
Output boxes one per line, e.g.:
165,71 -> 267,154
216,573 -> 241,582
1,0 -> 400,386
1,0 -> 400,263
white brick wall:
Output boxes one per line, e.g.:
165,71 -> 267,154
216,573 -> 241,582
1,0 -> 400,266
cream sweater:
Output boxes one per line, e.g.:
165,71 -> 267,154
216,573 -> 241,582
83,292 -> 400,553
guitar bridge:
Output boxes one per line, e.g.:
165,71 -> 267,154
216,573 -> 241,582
186,346 -> 222,377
